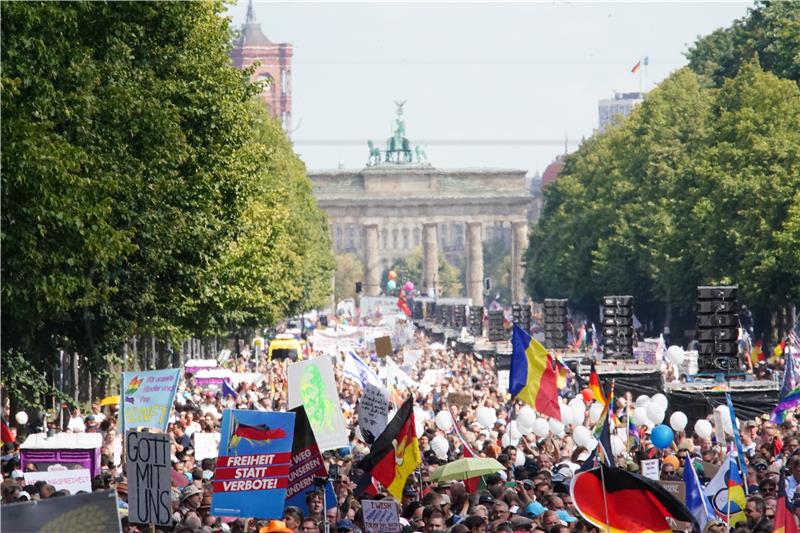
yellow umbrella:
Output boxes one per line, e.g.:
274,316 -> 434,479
99,395 -> 120,406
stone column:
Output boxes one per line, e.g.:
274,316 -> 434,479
364,224 -> 380,296
422,223 -> 438,297
466,222 -> 483,304
511,220 -> 529,302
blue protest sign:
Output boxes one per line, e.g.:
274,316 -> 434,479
120,369 -> 181,433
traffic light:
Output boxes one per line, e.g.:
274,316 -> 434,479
695,286 -> 740,373
487,310 -> 506,342
544,299 -> 568,349
355,282 -> 362,294
601,295 -> 634,358
468,306 -> 483,337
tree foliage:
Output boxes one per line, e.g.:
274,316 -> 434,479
1,2 -> 333,404
335,254 -> 364,302
392,247 -> 463,298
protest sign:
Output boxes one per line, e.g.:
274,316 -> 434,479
641,459 -> 660,481
447,392 -> 472,408
24,468 -> 92,495
374,336 -> 393,357
194,432 -> 220,461
362,499 -> 401,533
288,357 -> 349,451
3,489 -> 121,533
126,431 -> 171,526
357,383 -> 389,444
120,368 -> 180,432
212,409 -> 295,519
659,480 -> 685,504
497,370 -> 510,393
285,406 -> 337,514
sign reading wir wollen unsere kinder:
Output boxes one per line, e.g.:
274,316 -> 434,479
120,369 -> 181,433
211,409 -> 295,519
126,431 -> 171,526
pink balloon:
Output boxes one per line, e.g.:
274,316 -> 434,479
404,281 -> 415,292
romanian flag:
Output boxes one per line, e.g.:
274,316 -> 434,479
750,339 -> 765,365
775,469 -> 799,533
571,463 -> 698,533
589,361 -> 606,404
510,325 -> 561,420
353,396 -> 421,501
397,292 -> 412,317
631,60 -> 642,74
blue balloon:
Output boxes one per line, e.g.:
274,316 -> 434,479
651,424 -> 674,449
386,280 -> 397,291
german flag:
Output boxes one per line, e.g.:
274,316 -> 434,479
572,463 -> 699,533
353,395 -> 421,501
589,361 -> 606,404
232,421 -> 286,442
774,469 -> 798,533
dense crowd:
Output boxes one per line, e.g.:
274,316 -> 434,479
2,320 -> 799,533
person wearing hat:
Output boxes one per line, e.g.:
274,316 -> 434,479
180,484 -> 203,514
335,519 -> 357,533
555,509 -> 578,525
461,515 -> 487,533
524,501 -> 546,519
2,479 -> 20,503
259,520 -> 295,533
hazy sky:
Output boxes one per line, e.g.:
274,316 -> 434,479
227,1 -> 752,175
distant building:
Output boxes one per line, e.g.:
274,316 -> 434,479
230,0 -> 293,136
541,156 -> 565,188
598,92 -> 644,132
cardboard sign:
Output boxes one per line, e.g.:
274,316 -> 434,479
120,368 -> 180,432
3,489 -> 121,533
194,432 -> 220,461
659,480 -> 685,503
288,357 -> 349,452
357,383 -> 389,444
641,459 -> 660,480
212,409 -> 295,519
362,499 -> 402,533
497,370 -> 510,393
701,460 -> 720,480
713,411 -> 727,446
447,392 -> 472,408
24,468 -> 92,495
375,336 -> 393,357
126,431 -> 171,526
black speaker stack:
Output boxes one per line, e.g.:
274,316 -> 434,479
487,310 -> 506,342
601,295 -> 634,358
425,302 -> 436,320
468,306 -> 483,337
544,299 -> 568,349
695,285 -> 740,373
439,304 -> 453,328
512,303 -> 532,333
454,305 -> 467,329
412,301 -> 424,320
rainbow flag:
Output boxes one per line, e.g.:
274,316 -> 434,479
771,384 -> 800,423
510,325 -> 561,420
627,404 -> 640,449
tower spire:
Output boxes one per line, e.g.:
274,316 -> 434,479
245,0 -> 256,24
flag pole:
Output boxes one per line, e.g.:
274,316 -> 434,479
598,463 -> 611,533
726,445 -> 733,528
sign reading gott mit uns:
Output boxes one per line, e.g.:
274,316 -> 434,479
126,431 -> 171,526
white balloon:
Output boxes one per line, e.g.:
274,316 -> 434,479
589,402 -> 605,423
15,411 -> 28,425
532,418 -> 550,438
435,411 -> 453,433
695,419 -> 713,439
635,395 -> 651,408
569,397 -> 585,409
571,403 -> 586,426
666,345 -> 686,366
646,403 -> 666,424
611,435 -> 625,456
501,433 -> 511,447
669,411 -> 688,432
548,419 -> 565,437
514,450 -> 526,467
586,438 -> 599,452
414,407 -> 426,437
573,425 -> 592,447
508,421 -> 522,441
651,393 -> 669,410
633,406 -> 649,426
560,404 -> 573,425
476,406 -> 497,429
518,406 -> 536,430
431,436 -> 449,459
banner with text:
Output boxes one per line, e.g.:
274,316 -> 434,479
287,356 -> 348,451
126,431 -> 171,526
120,369 -> 180,432
362,499 -> 401,533
211,409 -> 295,519
24,468 -> 92,495
284,406 -> 337,514
357,383 -> 389,444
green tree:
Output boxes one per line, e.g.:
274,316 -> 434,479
392,247 -> 463,297
483,237 -> 511,304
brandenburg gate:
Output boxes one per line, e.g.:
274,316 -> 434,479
308,103 -> 530,303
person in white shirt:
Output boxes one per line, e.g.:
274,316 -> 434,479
67,407 -> 84,433
91,403 -> 106,424
183,411 -> 201,437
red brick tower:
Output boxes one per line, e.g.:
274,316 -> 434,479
231,0 -> 293,136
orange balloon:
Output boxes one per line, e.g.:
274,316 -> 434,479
581,388 -> 593,402
388,270 -> 397,280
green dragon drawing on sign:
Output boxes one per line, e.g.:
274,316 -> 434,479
300,364 -> 336,433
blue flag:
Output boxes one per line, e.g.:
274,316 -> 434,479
725,393 -> 748,485
222,380 -> 237,398
684,456 -> 714,530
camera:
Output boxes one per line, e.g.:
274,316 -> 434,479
312,476 -> 328,488
329,463 -> 340,479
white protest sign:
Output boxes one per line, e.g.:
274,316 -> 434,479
362,499 -> 401,533
357,383 -> 389,444
288,356 -> 349,451
193,432 -> 220,461
497,370 -> 510,393
24,469 -> 92,495
126,431 -> 171,526
641,459 -> 660,481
